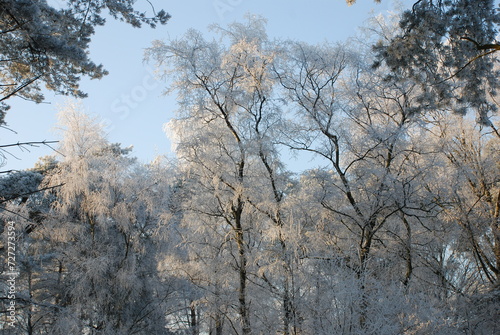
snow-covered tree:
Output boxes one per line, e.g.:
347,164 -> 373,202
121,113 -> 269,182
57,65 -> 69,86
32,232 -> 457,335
272,32 -> 462,332
426,113 -> 500,289
0,102 -> 177,334
0,0 -> 170,124
145,13 -> 499,334
147,16 -> 302,335
373,0 -> 500,125
4,9 -> 500,334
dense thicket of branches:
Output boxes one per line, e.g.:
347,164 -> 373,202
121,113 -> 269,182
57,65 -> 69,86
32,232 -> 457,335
372,0 -> 500,125
1,6 -> 499,335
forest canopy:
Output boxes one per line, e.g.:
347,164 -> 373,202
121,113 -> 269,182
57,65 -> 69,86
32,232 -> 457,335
0,2 -> 499,335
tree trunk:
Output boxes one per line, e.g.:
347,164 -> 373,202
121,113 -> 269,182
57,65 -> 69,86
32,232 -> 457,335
402,215 -> 413,288
283,276 -> 291,335
27,267 -> 33,335
493,189 -> 500,286
190,301 -> 199,335
358,219 -> 375,330
234,198 -> 251,335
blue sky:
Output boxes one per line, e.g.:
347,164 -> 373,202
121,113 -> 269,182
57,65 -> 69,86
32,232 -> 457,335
1,0 -> 405,172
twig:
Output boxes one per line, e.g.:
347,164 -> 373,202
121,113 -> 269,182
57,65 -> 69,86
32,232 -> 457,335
0,140 -> 58,149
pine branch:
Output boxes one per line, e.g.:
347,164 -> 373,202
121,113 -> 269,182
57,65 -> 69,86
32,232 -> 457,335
0,183 -> 65,204
461,37 -> 500,51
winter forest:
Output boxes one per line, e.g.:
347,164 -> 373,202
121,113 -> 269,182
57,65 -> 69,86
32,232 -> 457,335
1,1 -> 499,334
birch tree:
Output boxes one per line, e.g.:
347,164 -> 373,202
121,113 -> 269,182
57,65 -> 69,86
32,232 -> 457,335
26,102 -> 173,334
147,16 -> 301,334
273,38 -> 447,332
427,114 -> 500,289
